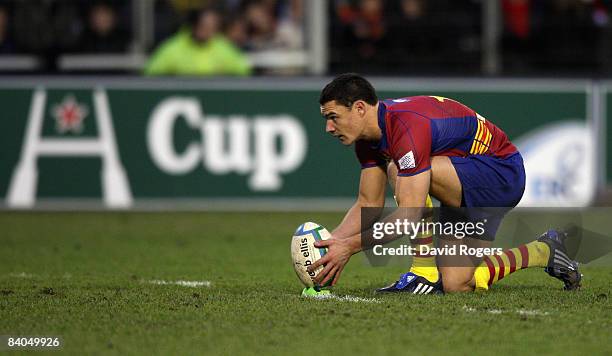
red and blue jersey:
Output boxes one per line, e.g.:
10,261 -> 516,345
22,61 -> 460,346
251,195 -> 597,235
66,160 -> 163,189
356,96 -> 518,176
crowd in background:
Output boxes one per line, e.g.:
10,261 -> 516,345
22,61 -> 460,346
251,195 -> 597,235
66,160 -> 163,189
0,0 -> 611,76
0,0 -> 129,70
0,0 -> 303,74
500,0 -> 612,75
330,0 -> 482,75
0,0 -> 133,66
330,0 -> 612,76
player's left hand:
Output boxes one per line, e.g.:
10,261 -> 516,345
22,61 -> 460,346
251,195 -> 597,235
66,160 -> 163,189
307,238 -> 352,286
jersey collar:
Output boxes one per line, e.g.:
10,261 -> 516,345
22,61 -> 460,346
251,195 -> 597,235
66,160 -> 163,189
374,101 -> 389,151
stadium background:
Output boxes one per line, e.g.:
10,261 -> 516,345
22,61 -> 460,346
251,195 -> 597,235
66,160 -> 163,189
0,0 -> 609,209
0,1 -> 611,355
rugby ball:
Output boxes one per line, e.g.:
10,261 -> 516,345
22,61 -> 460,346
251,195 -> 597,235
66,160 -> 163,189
291,222 -> 331,288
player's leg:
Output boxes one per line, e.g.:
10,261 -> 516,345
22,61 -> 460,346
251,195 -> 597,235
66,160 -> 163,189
380,157 -> 474,293
473,229 -> 582,291
388,154 -> 580,293
437,153 -> 579,291
438,234 -> 567,292
428,156 -> 462,207
427,156 -> 479,292
387,163 -> 439,284
387,156 -> 462,208
436,238 -> 490,292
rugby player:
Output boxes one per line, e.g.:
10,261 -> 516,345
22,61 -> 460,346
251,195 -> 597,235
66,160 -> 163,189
308,73 -> 582,293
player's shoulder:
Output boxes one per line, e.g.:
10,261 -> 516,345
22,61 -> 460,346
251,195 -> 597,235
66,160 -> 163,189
381,96 -> 431,110
381,96 -> 433,126
382,95 -> 457,115
382,95 -> 474,120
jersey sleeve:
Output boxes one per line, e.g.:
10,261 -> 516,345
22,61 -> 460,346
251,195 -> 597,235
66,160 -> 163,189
387,112 -> 432,176
355,140 -> 386,169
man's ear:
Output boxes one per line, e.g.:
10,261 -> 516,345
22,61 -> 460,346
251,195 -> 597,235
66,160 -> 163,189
353,100 -> 366,116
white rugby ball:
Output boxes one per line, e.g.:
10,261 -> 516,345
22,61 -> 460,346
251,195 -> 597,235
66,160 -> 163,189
291,222 -> 331,287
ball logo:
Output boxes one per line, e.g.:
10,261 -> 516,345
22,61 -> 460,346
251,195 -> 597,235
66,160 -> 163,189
300,238 -> 310,257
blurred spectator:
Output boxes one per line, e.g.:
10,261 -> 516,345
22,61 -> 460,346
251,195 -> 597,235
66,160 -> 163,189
11,0 -> 83,69
387,0 -> 434,65
0,0 -> 607,76
501,0 -> 609,75
275,0 -> 303,49
330,0 -> 481,75
330,0 -> 390,72
242,0 -> 278,50
237,0 -> 302,50
0,5 -> 14,54
77,1 -> 129,53
223,13 -> 249,49
501,0 -> 533,72
153,0 -> 305,52
144,7 -> 252,76
154,0 -> 222,46
12,0 -> 57,54
503,0 -> 530,39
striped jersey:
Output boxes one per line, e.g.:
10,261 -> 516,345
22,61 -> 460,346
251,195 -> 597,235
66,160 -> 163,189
356,96 -> 518,176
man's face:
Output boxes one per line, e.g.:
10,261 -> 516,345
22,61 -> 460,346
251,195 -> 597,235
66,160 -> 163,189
320,100 -> 365,145
193,11 -> 220,43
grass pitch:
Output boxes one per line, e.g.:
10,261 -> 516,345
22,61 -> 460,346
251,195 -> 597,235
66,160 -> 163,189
0,212 -> 610,355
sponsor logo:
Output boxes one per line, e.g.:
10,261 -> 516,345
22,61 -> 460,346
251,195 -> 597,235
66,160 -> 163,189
398,151 -> 415,170
7,89 -> 132,208
516,120 -> 595,207
7,91 -> 309,207
147,97 -> 307,191
52,95 -> 88,134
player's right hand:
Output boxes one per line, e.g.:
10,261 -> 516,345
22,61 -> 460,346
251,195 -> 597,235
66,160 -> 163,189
307,238 -> 352,286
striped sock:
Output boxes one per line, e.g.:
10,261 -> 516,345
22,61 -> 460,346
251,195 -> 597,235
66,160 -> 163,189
409,232 -> 439,283
474,240 -> 550,290
408,195 -> 439,283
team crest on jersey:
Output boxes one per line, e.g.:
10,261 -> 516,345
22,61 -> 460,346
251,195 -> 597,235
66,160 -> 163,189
52,95 -> 88,134
398,151 -> 415,170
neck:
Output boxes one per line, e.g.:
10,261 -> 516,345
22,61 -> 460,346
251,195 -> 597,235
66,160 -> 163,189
360,101 -> 382,141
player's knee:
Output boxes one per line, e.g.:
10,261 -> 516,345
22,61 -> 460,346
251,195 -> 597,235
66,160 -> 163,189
441,270 -> 474,293
442,280 -> 472,293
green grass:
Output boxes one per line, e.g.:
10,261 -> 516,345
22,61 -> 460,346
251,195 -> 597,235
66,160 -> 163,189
0,212 -> 610,355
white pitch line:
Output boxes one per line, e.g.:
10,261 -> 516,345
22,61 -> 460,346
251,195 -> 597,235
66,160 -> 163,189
463,305 -> 550,316
148,280 -> 211,288
7,272 -> 36,278
516,309 -> 550,316
303,293 -> 381,303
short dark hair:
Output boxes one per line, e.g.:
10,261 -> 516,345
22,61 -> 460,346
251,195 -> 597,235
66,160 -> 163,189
187,7 -> 221,28
319,73 -> 378,108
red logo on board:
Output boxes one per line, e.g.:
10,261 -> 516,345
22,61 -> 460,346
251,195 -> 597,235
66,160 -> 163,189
52,95 -> 88,134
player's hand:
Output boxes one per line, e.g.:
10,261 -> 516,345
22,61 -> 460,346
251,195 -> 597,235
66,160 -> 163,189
307,238 -> 352,286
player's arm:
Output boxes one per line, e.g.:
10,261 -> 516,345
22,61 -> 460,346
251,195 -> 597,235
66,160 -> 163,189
309,113 -> 433,285
308,169 -> 430,286
364,169 -> 431,247
304,166 -> 386,287
331,165 -> 387,240
395,169 -> 430,207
